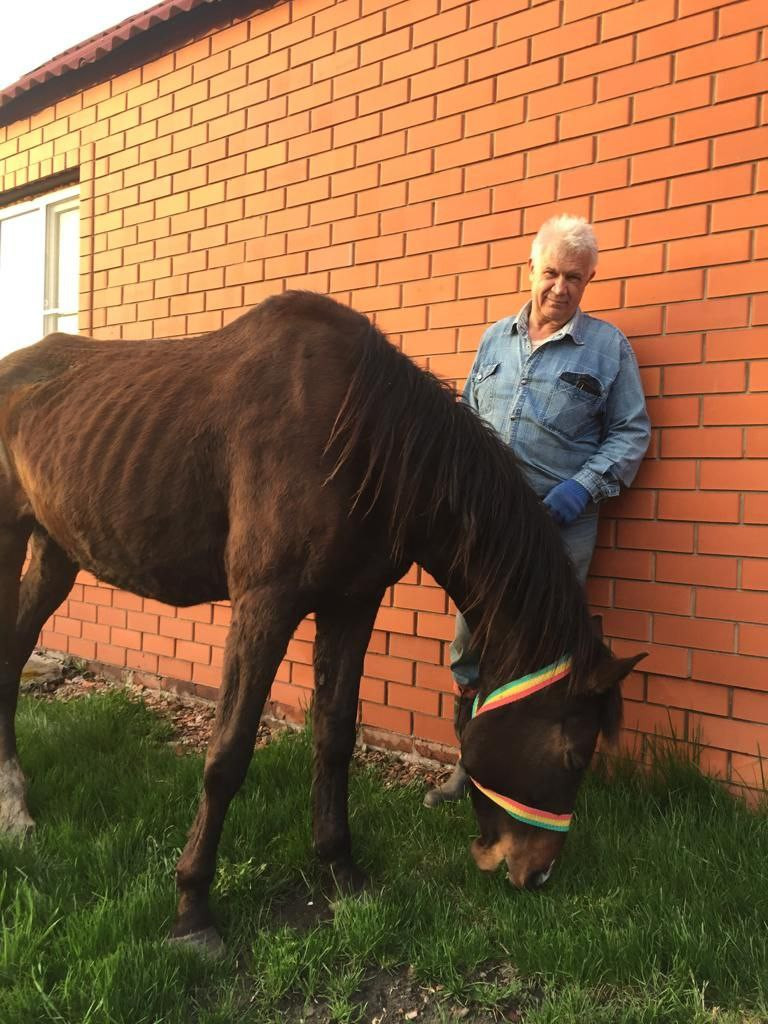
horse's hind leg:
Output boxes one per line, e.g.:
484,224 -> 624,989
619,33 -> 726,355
0,525 -> 77,833
311,593 -> 383,892
172,585 -> 301,949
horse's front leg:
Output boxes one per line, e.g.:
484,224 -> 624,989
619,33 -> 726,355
312,592 -> 384,893
171,587 -> 300,951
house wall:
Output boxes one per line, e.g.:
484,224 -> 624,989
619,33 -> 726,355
1,0 -> 767,788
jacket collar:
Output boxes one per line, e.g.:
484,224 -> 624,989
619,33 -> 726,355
508,302 -> 585,345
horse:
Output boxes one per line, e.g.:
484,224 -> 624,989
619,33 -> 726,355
0,291 -> 642,951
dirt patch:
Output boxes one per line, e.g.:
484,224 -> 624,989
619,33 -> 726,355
269,887 -> 335,931
292,963 -> 525,1024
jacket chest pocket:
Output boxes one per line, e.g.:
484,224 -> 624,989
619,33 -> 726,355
471,362 -> 500,418
542,371 -> 604,440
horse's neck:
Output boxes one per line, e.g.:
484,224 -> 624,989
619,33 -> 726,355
417,541 -> 512,675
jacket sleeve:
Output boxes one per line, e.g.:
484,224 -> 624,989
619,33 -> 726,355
572,335 -> 651,502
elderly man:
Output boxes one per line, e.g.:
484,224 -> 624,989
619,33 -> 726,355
425,213 -> 651,808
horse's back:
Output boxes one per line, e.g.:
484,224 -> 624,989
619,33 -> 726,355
0,294 -> 380,604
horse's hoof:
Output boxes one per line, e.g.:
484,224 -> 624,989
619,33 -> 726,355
0,759 -> 36,835
330,862 -> 368,896
423,763 -> 469,808
423,786 -> 446,808
0,814 -> 36,837
168,926 -> 225,958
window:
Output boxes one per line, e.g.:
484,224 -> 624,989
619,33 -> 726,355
0,186 -> 80,359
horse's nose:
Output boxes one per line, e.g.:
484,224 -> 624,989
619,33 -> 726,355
524,861 -> 555,890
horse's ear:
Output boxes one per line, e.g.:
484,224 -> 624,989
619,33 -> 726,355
591,651 -> 646,693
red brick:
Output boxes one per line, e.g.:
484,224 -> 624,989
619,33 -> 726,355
699,524 -> 768,558
633,334 -> 703,367
664,361 -> 745,396
702,392 -> 768,425
668,231 -> 751,270
497,59 -> 560,104
437,80 -> 493,119
598,55 -> 672,102
467,40 -> 527,82
626,269 -> 704,307
616,580 -> 692,616
678,32 -> 761,80
603,0 -> 676,39
528,137 -> 593,177
660,489 -> 741,523
532,18 -> 598,62
654,611 -> 735,652
590,547 -> 654,580
677,97 -> 758,145
716,61 -> 768,103
709,261 -> 768,299
638,11 -> 716,61
742,560 -> 768,592
657,552 -> 738,589
691,713 -> 768,756
647,677 -> 729,716
720,0 -> 767,37
667,298 -> 748,334
644,396 -> 699,427
697,588 -> 768,625
630,205 -> 708,245
388,682 -> 440,716
617,520 -> 694,552
745,493 -> 768,523
412,713 -> 457,748
631,139 -> 710,185
599,117 -> 671,160
360,703 -> 411,736
623,700 -> 686,737
561,98 -> 631,141
559,159 -> 628,201
739,624 -> 768,657
565,36 -> 634,82
699,460 -> 767,492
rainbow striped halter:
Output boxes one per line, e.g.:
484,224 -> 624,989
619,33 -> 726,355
468,656 -> 574,833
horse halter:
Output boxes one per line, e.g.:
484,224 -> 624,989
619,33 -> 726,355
467,656 -> 574,833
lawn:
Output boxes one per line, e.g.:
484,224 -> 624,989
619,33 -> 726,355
1,690 -> 766,1024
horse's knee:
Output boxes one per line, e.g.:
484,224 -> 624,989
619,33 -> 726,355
203,742 -> 251,801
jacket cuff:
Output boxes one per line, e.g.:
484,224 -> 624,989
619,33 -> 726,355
573,467 -> 620,503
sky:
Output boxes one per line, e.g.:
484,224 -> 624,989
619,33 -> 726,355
1,1 -> 151,90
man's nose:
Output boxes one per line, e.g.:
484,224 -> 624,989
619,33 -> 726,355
552,275 -> 567,293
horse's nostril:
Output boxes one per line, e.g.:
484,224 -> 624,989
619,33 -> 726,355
525,861 -> 555,890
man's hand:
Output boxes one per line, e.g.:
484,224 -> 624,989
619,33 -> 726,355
543,479 -> 591,526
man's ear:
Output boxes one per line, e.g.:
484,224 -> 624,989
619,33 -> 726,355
591,652 -> 647,694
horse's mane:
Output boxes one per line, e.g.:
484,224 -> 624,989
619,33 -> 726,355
323,299 -> 596,693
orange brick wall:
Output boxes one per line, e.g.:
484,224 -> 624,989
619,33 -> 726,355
1,0 -> 767,787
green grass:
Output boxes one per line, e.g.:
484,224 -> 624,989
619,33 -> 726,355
1,691 -> 767,1023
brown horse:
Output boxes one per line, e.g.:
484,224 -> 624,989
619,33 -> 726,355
0,291 -> 641,950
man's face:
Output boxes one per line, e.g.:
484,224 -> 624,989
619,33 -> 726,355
529,245 -> 595,331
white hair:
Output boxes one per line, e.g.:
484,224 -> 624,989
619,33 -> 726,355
530,215 -> 599,272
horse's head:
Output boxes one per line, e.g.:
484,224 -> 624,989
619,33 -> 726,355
459,638 -> 644,889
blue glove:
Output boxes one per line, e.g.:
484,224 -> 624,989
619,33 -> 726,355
543,479 -> 591,526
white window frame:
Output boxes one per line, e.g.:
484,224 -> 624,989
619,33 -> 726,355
0,185 -> 80,353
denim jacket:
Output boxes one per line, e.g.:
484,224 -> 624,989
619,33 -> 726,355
463,303 -> 651,503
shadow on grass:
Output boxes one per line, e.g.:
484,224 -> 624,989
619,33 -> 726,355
1,691 -> 766,1024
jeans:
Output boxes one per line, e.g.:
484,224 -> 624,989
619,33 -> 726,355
450,512 -> 598,690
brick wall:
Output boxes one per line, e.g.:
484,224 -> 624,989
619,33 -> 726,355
1,0 -> 767,788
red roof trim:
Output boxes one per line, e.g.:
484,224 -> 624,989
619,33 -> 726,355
0,0 -> 279,125
1,0 -> 209,107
